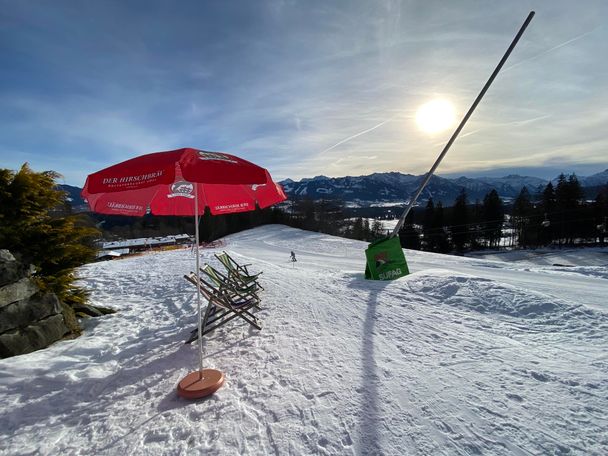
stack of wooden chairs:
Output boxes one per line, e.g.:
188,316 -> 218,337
184,251 -> 264,343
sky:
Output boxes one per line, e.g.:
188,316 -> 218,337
1,0 -> 607,186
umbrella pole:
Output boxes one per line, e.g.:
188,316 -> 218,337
176,182 -> 225,399
195,183 -> 204,373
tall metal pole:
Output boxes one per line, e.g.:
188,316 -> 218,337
195,183 -> 203,373
391,11 -> 535,238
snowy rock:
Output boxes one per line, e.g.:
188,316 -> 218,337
0,249 -> 29,287
0,314 -> 69,358
0,251 -> 70,358
0,278 -> 39,308
72,303 -> 104,317
0,292 -> 62,333
0,249 -> 15,263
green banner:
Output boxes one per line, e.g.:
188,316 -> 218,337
364,236 -> 410,280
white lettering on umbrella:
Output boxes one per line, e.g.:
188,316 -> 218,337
214,202 -> 251,211
107,202 -> 144,212
102,170 -> 164,186
197,151 -> 237,163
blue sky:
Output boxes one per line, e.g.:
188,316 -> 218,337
1,0 -> 607,186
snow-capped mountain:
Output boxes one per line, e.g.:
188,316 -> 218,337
57,184 -> 88,211
476,175 -> 548,195
580,169 -> 608,187
280,172 -> 551,206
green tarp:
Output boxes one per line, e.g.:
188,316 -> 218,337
364,236 -> 410,280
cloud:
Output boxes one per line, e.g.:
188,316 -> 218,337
1,0 -> 607,185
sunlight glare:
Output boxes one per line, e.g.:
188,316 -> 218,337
415,99 -> 456,134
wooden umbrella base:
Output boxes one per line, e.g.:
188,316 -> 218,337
177,369 -> 225,399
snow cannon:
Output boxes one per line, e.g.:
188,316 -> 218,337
364,236 -> 410,280
365,11 -> 534,280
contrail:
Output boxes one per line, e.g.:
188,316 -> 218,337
508,114 -> 551,126
320,113 -> 400,154
504,27 -> 598,72
432,128 -> 481,147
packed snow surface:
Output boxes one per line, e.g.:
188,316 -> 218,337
1,225 -> 607,455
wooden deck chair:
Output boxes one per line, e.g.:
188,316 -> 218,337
183,272 -> 261,343
199,264 -> 260,303
215,251 -> 264,291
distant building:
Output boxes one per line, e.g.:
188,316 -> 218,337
95,249 -> 130,261
97,234 -> 192,258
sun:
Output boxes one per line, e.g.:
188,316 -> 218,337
415,99 -> 456,134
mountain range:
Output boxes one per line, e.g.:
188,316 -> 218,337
279,169 -> 608,206
59,184 -> 89,212
59,169 -> 608,211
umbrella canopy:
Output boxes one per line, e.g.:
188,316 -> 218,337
82,148 -> 286,214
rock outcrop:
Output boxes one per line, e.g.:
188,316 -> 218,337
0,250 -> 71,358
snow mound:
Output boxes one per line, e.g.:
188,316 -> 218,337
407,270 -> 561,317
404,270 -> 608,335
467,247 -> 608,268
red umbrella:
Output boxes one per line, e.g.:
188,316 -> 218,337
82,148 -> 286,215
82,147 -> 286,398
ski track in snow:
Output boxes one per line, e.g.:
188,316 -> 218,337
1,225 -> 607,455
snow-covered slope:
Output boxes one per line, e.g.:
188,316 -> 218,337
1,226 -> 607,455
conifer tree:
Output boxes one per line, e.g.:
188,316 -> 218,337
422,198 -> 436,251
512,187 -> 535,247
351,217 -> 364,240
0,164 -> 99,307
540,182 -> 556,245
433,202 -> 451,253
450,189 -> 469,252
363,219 -> 371,241
541,182 -> 556,213
555,174 -> 583,245
481,189 -> 504,249
370,220 -> 384,240
399,209 -> 421,250
422,200 -> 451,253
593,186 -> 608,246
470,199 -> 483,249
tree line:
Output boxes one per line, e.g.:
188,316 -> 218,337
281,174 -> 608,252
508,174 -> 607,248
93,206 -> 288,242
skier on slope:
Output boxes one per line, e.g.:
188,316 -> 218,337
290,251 -> 297,263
